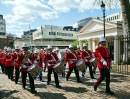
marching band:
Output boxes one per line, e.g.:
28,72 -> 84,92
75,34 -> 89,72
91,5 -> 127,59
0,36 -> 114,95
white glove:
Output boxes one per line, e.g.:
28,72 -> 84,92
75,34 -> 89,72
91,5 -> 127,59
34,61 -> 38,64
69,60 -> 73,64
85,59 -> 88,62
22,65 -> 27,68
47,63 -> 51,66
103,61 -> 107,66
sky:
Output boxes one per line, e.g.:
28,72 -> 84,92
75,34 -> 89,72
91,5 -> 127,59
0,0 -> 121,37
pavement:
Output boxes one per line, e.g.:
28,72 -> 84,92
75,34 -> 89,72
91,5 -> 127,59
0,68 -> 130,99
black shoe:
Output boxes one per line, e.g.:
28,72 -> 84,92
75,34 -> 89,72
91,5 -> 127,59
106,90 -> 114,94
22,86 -> 26,90
91,77 -> 96,79
56,85 -> 61,88
94,84 -> 98,91
47,81 -> 50,85
11,79 -> 14,81
66,77 -> 68,81
31,90 -> 37,94
77,80 -> 82,83
15,82 -> 17,84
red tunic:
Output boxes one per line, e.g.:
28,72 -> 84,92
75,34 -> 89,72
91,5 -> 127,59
2,52 -> 7,65
33,54 -> 42,68
65,51 -> 78,68
95,46 -> 111,68
13,52 -> 21,68
18,51 -> 34,72
76,50 -> 82,59
5,53 -> 13,66
42,52 -> 58,69
80,50 -> 92,64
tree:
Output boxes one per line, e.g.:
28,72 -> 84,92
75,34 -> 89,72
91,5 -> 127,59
94,0 -> 130,35
73,40 -> 88,50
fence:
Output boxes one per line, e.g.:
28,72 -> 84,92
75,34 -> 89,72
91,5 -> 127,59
106,35 -> 130,74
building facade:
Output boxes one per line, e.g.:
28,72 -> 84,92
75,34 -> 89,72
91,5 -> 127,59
77,12 -> 123,64
78,17 -> 92,29
0,14 -> 6,39
14,25 -> 78,49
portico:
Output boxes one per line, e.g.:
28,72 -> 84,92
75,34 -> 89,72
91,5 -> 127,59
77,18 -> 123,64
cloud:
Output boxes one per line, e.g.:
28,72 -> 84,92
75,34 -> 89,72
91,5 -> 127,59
48,0 -> 120,13
71,23 -> 78,28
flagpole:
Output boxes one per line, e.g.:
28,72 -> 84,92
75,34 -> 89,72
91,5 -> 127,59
29,23 -> 32,52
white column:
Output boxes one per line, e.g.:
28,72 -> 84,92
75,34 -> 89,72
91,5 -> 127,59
79,40 -> 83,50
88,39 -> 92,50
114,36 -> 118,64
92,40 -> 96,52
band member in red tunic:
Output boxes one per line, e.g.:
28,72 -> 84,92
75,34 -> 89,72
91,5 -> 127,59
33,48 -> 44,82
42,45 -> 61,88
5,47 -> 14,81
18,43 -> 37,94
76,45 -> 82,59
0,50 -> 4,73
94,37 -> 114,94
13,45 -> 21,84
80,43 -> 95,79
65,44 -> 82,83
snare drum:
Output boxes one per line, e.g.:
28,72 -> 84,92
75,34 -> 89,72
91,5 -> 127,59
53,62 -> 65,74
27,64 -> 43,77
89,57 -> 97,67
76,59 -> 86,72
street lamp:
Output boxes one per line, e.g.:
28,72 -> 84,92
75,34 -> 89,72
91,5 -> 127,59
100,1 -> 105,37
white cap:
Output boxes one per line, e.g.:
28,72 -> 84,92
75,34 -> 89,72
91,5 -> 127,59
47,45 -> 52,49
52,49 -> 56,52
83,43 -> 87,47
69,44 -> 73,48
4,46 -> 7,50
44,47 -> 47,50
15,45 -> 20,50
7,47 -> 11,51
77,45 -> 80,48
22,43 -> 28,48
34,49 -> 39,53
99,37 -> 106,43
55,47 -> 59,51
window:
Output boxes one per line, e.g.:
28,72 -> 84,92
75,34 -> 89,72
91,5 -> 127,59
49,32 -> 56,35
117,15 -> 119,19
115,16 -> 116,20
0,32 -> 5,35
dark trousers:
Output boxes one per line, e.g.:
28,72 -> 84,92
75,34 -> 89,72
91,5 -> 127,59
15,68 -> 20,83
3,64 -> 8,75
39,72 -> 43,81
62,64 -> 66,78
95,68 -> 110,91
7,66 -> 14,80
83,63 -> 94,78
21,71 -> 35,90
47,69 -> 59,86
0,63 -> 4,73
66,68 -> 80,82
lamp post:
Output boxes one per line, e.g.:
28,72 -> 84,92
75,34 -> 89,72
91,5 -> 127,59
100,1 -> 105,37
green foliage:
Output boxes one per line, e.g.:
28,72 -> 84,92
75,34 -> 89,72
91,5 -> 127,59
72,40 -> 88,50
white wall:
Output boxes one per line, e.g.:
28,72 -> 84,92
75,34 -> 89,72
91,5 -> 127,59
33,25 -> 77,40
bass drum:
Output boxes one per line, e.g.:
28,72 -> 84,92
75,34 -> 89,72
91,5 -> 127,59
53,62 -> 65,74
27,64 -> 43,77
76,59 -> 86,72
